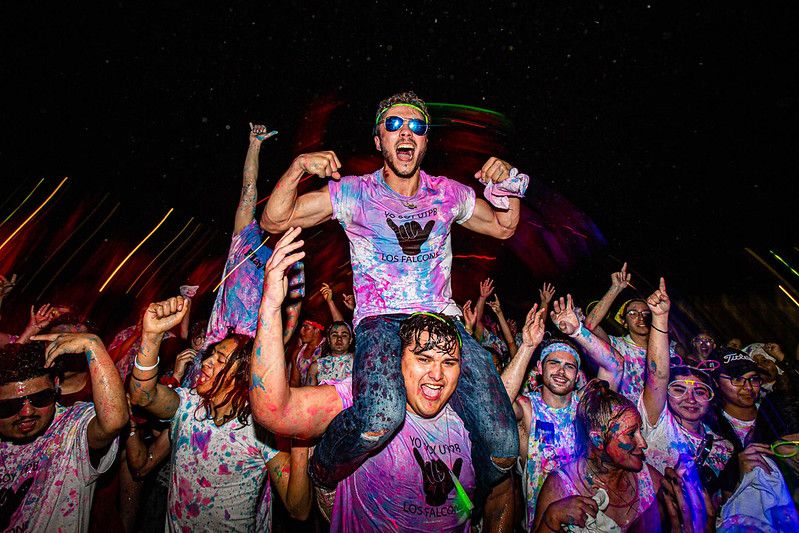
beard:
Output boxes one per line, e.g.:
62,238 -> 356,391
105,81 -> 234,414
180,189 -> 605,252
381,143 -> 426,178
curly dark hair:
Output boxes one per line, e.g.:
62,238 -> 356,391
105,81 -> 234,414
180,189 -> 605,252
574,378 -> 639,458
399,313 -> 460,356
0,342 -> 54,386
373,91 -> 430,135
195,334 -> 254,427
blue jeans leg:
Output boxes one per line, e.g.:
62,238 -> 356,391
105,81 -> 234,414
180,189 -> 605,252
448,321 -> 519,504
309,315 -> 407,487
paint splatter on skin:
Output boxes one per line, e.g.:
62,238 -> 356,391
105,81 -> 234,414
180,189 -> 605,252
250,373 -> 267,392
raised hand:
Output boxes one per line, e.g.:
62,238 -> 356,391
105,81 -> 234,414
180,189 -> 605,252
611,262 -> 631,291
550,294 -> 581,336
0,273 -> 16,298
462,300 -> 477,333
142,296 -> 189,336
29,303 -> 55,330
292,151 -> 341,180
386,218 -> 435,256
479,278 -> 495,299
521,304 -> 547,348
487,294 -> 503,316
320,283 -> 333,302
249,122 -> 277,143
539,282 -> 555,307
474,156 -> 513,184
646,277 -> 670,317
341,294 -> 355,311
31,332 -> 104,368
262,227 -> 306,311
763,342 -> 786,362
413,447 -> 462,507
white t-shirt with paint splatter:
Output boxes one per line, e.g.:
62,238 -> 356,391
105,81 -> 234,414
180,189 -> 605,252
638,395 -> 734,477
0,402 -> 118,532
167,388 -> 279,533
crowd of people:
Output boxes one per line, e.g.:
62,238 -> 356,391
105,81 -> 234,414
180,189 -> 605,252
1,91 -> 797,532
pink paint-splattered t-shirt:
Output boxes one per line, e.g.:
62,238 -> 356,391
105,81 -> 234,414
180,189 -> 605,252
0,402 -> 118,532
316,353 -> 353,383
521,389 -> 579,531
329,378 -> 475,532
167,388 -> 279,533
329,170 -> 475,327
205,220 -> 304,347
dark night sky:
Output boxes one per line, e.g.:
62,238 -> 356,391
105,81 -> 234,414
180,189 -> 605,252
2,2 -> 798,344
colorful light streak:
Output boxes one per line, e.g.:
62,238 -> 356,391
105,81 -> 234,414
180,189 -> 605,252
778,285 -> 799,308
770,250 -> 799,279
0,177 -> 68,255
99,208 -> 174,293
126,217 -> 195,294
0,178 -> 44,228
453,255 -> 497,260
212,237 -> 269,292
134,223 -> 202,298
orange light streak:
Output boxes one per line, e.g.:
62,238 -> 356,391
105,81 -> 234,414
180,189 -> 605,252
0,177 -> 68,254
99,208 -> 174,293
126,217 -> 195,294
779,285 -> 799,308
212,237 -> 269,292
0,178 -> 44,228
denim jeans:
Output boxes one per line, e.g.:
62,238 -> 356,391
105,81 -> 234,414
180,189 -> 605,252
309,314 -> 518,504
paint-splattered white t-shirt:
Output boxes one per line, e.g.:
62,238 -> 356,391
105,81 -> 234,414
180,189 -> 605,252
638,395 -> 733,477
329,170 -> 475,327
0,402 -> 118,532
167,388 -> 279,533
330,378 -> 476,532
610,335 -> 677,404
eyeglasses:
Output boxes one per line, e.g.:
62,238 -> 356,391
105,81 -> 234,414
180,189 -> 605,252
718,374 -> 763,388
669,356 -> 720,372
771,440 -> 799,458
693,338 -> 716,346
667,379 -> 714,402
625,310 -> 651,320
383,116 -> 429,136
0,388 -> 59,418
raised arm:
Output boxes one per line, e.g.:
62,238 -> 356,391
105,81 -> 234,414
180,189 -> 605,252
260,152 -> 340,233
320,283 -> 344,323
642,278 -> 671,426
501,304 -> 546,400
474,277 -> 495,341
550,294 -> 624,390
584,262 -> 630,343
250,228 -> 344,438
487,294 -> 518,356
127,297 -> 189,420
460,157 -> 523,240
34,331 -> 128,450
234,123 -> 276,234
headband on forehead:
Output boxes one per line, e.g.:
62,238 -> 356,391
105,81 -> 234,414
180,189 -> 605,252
540,342 -> 581,370
303,320 -> 325,331
374,103 -> 430,125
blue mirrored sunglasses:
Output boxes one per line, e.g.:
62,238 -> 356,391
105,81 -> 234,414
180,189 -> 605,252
383,116 -> 429,136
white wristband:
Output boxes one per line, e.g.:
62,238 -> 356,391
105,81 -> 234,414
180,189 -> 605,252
568,323 -> 587,339
134,356 -> 160,372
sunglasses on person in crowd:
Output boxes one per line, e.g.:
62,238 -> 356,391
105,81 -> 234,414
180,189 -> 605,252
669,355 -> 721,372
667,379 -> 715,402
0,388 -> 59,418
383,116 -> 429,136
771,440 -> 799,458
718,374 -> 763,388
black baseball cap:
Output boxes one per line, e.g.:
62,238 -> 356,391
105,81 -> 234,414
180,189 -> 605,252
709,347 -> 761,378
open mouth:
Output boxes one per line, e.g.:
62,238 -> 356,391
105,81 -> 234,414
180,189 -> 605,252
197,371 -> 212,386
396,143 -> 415,162
420,383 -> 443,401
552,375 -> 568,385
